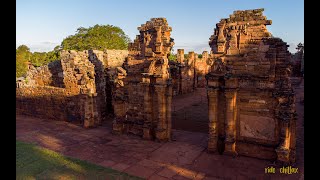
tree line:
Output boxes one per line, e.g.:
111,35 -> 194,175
16,24 -> 131,77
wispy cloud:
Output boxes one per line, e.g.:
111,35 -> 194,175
174,42 -> 210,54
16,42 -> 60,52
288,43 -> 297,53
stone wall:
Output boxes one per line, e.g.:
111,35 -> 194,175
195,51 -> 210,87
206,8 -> 296,164
24,60 -> 64,87
15,10 -> 297,164
104,49 -> 128,68
170,50 -> 211,96
112,18 -> 174,141
16,49 -> 128,128
16,86 -> 86,122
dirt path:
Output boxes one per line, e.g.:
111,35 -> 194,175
172,88 -> 208,133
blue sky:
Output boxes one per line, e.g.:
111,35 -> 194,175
16,0 -> 304,53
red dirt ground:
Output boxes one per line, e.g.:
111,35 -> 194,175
16,81 -> 304,179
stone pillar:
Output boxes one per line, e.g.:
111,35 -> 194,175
142,79 -> 153,140
83,93 -> 95,128
177,49 -> 185,64
166,85 -> 172,139
92,94 -> 101,126
276,121 -> 291,163
207,88 -> 219,152
155,27 -> 162,53
154,85 -> 169,141
226,29 -> 240,55
188,51 -> 195,67
202,51 -> 208,61
194,53 -> 197,89
216,22 -> 226,53
289,118 -> 296,163
224,89 -> 237,156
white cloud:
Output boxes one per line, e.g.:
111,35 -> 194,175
288,43 -> 297,53
174,42 -> 210,54
16,42 -> 60,52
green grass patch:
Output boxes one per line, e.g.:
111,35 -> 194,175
16,140 -> 144,180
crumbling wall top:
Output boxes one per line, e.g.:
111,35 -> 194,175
128,17 -> 174,59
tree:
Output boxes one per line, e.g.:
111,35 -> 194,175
295,43 -> 304,61
168,48 -> 176,62
296,43 -> 304,52
16,45 -> 31,77
61,24 -> 131,51
29,45 -> 61,67
16,45 -> 30,54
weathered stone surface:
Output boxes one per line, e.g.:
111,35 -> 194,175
16,49 -> 128,128
206,9 -> 296,164
16,9 -> 298,166
112,18 -> 174,141
239,114 -> 275,141
170,50 -> 211,96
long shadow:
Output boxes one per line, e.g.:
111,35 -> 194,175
88,50 -> 108,121
16,140 -> 142,179
16,92 -> 84,125
48,60 -> 65,88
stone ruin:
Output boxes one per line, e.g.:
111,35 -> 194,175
16,9 -> 297,164
170,50 -> 211,96
205,8 -> 296,163
16,50 -> 128,128
112,18 -> 174,141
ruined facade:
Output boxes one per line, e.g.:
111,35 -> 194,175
170,50 -> 211,96
205,9 -> 296,163
112,18 -> 174,141
16,9 -> 297,164
16,50 -> 128,127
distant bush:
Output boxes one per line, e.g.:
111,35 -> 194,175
168,53 -> 177,62
16,45 -> 60,77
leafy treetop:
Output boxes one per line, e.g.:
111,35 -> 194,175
61,24 -> 131,51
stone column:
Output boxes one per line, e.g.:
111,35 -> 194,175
166,85 -> 172,140
224,89 -> 237,156
142,80 -> 153,140
289,118 -> 296,163
154,84 -> 168,141
83,93 -> 95,128
276,121 -> 291,163
202,51 -> 208,61
207,88 -> 219,152
92,94 -> 101,126
177,49 -> 185,64
188,51 -> 195,67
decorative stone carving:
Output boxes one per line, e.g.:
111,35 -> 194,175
206,9 -> 296,164
112,18 -> 174,141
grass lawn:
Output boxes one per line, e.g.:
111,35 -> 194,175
16,140 -> 144,180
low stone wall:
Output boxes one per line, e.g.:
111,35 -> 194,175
16,50 -> 111,128
16,86 -> 85,122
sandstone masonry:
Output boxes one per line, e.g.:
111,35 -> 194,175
205,8 -> 296,164
16,9 -> 297,164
